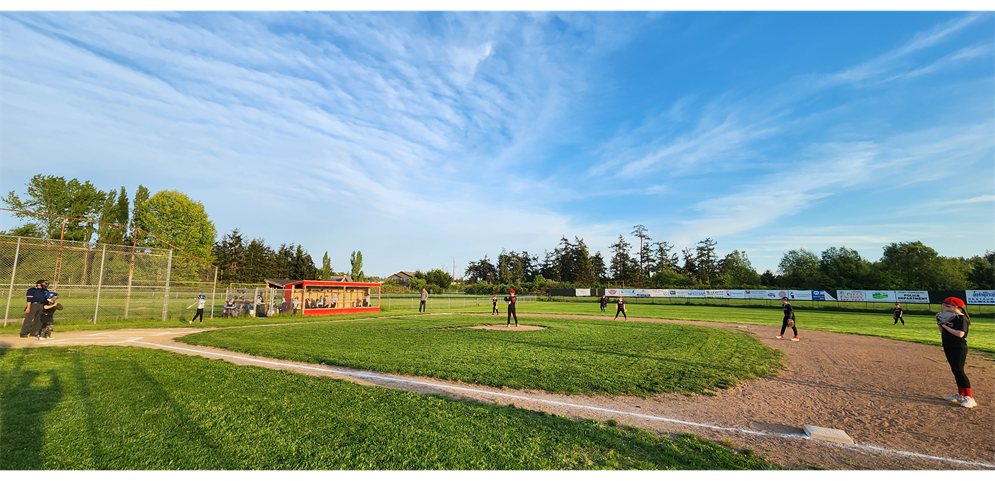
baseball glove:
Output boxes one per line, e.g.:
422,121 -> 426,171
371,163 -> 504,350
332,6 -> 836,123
55,303 -> 64,310
787,319 -> 794,328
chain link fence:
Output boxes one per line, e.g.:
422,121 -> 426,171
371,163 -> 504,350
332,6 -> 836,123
1,235 -> 217,327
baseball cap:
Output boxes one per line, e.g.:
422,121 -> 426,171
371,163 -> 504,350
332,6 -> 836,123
943,297 -> 965,308
45,291 -> 58,299
199,294 -> 206,299
510,289 -> 515,294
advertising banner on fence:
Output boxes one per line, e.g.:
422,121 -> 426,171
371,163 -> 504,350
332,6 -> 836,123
575,289 -> 591,297
705,290 -> 726,298
865,290 -> 897,303
725,290 -> 746,299
744,290 -> 769,299
896,291 -> 929,304
838,290 -> 866,302
966,290 -> 995,305
688,290 -> 706,298
811,290 -> 836,301
650,289 -> 669,297
787,290 -> 812,301
667,289 -> 688,298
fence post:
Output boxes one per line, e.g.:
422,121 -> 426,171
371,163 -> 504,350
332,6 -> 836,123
210,265 -> 218,319
3,237 -> 22,327
92,244 -> 107,324
161,249 -> 173,322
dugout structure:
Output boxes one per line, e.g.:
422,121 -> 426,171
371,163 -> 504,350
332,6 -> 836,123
267,279 -> 381,316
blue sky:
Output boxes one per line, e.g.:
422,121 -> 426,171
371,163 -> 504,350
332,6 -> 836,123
1,11 -> 993,277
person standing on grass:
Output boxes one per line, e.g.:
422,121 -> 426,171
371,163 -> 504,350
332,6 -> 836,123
937,297 -> 976,408
614,296 -> 627,320
419,287 -> 428,312
492,294 -> 499,315
777,297 -> 798,341
505,289 -> 518,327
893,302 -> 905,326
20,279 -> 49,338
600,294 -> 608,313
188,294 -> 206,324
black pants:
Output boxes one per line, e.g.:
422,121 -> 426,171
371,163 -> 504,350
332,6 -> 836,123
419,300 -> 426,312
191,308 -> 204,322
780,317 -> 797,336
894,315 -> 904,325
20,303 -> 44,336
507,305 -> 517,325
944,343 -> 971,389
600,304 -> 606,312
615,307 -> 626,320
492,303 -> 498,314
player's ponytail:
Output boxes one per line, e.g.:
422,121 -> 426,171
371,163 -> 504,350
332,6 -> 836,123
959,306 -> 971,326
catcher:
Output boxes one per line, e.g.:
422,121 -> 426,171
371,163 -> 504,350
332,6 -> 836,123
38,291 -> 63,339
777,297 -> 799,341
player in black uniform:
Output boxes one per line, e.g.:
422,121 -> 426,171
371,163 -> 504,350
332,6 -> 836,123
893,302 -> 904,326
505,289 -> 518,327
492,294 -> 499,315
614,296 -> 627,320
938,297 -> 976,408
777,297 -> 798,341
599,294 -> 608,313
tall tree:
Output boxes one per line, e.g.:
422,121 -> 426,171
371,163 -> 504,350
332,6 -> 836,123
321,252 -> 332,281
650,241 -> 678,276
609,235 -> 634,283
680,247 -> 698,281
130,185 -> 150,244
212,228 -> 246,283
631,225 -> 652,276
350,250 -> 364,281
967,251 -> 995,289
590,251 -> 608,283
694,238 -> 719,284
242,238 -> 276,282
572,237 -> 595,285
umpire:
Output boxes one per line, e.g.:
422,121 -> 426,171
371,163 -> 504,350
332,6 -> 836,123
20,279 -> 49,338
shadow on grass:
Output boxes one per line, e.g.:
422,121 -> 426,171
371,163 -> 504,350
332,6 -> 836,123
0,349 -> 63,470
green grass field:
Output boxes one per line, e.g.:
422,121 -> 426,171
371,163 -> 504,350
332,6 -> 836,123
179,315 -> 784,396
0,346 -> 779,470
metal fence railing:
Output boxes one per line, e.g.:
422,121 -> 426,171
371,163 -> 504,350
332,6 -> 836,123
1,235 -> 217,326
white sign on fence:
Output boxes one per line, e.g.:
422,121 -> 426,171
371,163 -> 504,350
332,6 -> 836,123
575,289 -> 591,297
966,290 -> 995,305
896,291 -> 929,304
705,289 -> 726,298
725,290 -> 746,299
838,290 -> 866,302
787,290 -> 813,301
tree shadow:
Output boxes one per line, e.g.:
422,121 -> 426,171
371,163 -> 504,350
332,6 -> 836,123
0,350 -> 63,470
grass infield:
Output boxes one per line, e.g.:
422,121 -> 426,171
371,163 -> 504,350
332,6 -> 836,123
0,346 -> 779,470
179,316 -> 784,396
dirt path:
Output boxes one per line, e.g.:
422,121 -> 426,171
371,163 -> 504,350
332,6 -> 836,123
2,314 -> 992,470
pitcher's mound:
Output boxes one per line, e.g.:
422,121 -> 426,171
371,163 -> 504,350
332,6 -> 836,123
467,324 -> 546,331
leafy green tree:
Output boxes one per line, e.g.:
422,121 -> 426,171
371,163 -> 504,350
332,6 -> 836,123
465,255 -> 498,283
816,246 -> 870,289
759,270 -> 777,287
650,241 -> 678,276
967,251 -> 994,289
680,247 -> 698,282
878,241 -> 943,289
133,190 -> 216,260
242,238 -> 276,282
424,269 -> 454,289
719,250 -> 760,287
2,174 -> 108,241
292,245 -> 318,280
777,249 -> 818,288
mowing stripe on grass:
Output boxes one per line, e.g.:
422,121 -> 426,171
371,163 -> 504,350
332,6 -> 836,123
134,341 -> 995,470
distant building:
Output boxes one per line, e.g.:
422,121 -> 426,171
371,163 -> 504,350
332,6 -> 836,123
387,271 -> 417,285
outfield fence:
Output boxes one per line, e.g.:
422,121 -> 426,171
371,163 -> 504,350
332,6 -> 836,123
379,294 -> 537,310
1,235 -> 217,327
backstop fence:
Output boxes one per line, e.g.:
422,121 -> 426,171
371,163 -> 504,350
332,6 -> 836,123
1,235 -> 218,327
